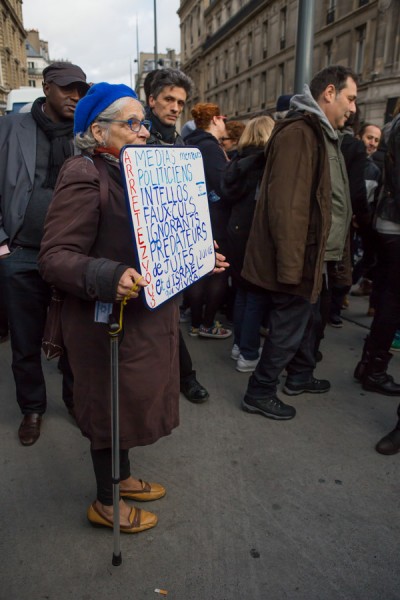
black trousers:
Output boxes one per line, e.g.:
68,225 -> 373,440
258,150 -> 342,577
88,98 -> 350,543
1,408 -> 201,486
246,292 -> 317,398
369,233 -> 400,351
185,271 -> 228,328
179,328 -> 196,383
0,278 -> 8,337
0,246 -> 73,414
91,447 -> 131,505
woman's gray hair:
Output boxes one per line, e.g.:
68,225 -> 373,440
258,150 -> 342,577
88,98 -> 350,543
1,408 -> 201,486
74,97 -> 135,154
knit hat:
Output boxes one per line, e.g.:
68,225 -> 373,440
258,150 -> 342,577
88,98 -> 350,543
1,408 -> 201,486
181,120 -> 196,140
276,94 -> 293,112
74,82 -> 138,135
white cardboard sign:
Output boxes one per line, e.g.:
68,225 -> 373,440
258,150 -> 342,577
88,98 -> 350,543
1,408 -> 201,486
120,145 -> 215,309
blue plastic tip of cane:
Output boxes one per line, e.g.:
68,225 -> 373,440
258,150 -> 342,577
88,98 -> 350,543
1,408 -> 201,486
112,553 -> 122,566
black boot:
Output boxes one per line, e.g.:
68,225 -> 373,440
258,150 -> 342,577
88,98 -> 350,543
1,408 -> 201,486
362,351 -> 400,396
376,416 -> 400,455
354,335 -> 371,382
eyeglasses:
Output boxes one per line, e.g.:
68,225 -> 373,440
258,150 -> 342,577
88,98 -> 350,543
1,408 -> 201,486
96,117 -> 152,132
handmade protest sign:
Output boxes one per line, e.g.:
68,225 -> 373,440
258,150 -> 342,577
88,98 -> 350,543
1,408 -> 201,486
120,145 -> 215,309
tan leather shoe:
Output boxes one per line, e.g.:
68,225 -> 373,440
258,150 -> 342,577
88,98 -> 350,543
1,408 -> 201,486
87,502 -> 157,533
120,479 -> 166,501
18,413 -> 42,446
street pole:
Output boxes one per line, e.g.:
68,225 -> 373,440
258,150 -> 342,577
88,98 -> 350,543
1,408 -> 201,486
135,14 -> 140,91
294,0 -> 315,93
154,0 -> 158,68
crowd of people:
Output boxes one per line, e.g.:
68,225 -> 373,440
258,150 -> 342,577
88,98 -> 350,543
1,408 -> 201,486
0,61 -> 399,535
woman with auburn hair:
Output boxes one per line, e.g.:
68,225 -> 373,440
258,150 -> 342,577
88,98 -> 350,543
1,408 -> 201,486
222,115 -> 275,372
184,103 -> 232,339
221,120 -> 246,158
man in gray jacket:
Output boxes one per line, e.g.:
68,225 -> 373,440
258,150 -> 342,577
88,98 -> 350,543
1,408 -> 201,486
0,62 -> 89,445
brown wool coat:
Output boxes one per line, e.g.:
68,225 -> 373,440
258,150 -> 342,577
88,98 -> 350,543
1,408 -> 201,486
242,114 -> 333,304
39,155 -> 179,450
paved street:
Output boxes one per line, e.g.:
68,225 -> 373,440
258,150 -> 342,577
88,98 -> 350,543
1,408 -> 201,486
0,295 -> 399,600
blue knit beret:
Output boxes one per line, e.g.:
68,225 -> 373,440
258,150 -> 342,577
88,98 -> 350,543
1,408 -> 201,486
74,82 -> 138,135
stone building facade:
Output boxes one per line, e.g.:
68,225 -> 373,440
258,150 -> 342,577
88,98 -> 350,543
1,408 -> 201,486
135,49 -> 181,102
178,0 -> 400,126
0,0 -> 27,111
26,29 -> 50,88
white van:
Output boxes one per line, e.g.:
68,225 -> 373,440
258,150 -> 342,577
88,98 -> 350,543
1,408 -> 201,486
5,87 -> 43,114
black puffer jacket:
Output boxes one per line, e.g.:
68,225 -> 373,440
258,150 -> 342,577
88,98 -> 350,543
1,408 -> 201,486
185,128 -> 229,247
377,114 -> 400,224
340,133 -> 369,222
221,145 -> 266,282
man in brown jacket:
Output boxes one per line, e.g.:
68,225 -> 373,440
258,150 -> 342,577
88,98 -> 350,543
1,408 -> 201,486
241,65 -> 357,420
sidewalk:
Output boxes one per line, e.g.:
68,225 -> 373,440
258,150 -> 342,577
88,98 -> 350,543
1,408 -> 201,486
0,295 -> 398,600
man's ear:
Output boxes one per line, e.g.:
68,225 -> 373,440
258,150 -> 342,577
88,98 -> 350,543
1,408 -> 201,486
148,94 -> 156,108
324,83 -> 336,104
42,82 -> 50,97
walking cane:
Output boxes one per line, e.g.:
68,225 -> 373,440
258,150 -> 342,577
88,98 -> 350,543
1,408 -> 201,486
109,317 -> 122,566
108,277 -> 143,566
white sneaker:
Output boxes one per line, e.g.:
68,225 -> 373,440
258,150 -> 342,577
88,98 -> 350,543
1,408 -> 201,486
231,344 -> 240,360
236,354 -> 259,373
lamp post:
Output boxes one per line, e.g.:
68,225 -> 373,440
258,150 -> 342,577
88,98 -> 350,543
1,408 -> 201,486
154,0 -> 158,68
294,0 -> 315,93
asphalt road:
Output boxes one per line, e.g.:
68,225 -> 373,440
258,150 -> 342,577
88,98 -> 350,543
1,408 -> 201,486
0,295 -> 398,600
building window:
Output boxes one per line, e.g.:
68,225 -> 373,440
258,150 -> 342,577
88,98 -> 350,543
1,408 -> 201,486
235,41 -> 240,74
215,55 -> 219,84
261,71 -> 267,108
280,7 -> 287,50
28,79 -> 36,87
234,83 -> 239,115
224,89 -> 228,112
278,63 -> 285,95
324,40 -> 333,66
327,0 -> 335,25
262,20 -> 268,58
359,0 -> 369,6
355,24 -> 366,74
247,77 -> 252,112
247,31 -> 253,66
224,49 -> 229,79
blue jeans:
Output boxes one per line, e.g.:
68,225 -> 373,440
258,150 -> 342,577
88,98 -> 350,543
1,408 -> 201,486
233,287 -> 268,360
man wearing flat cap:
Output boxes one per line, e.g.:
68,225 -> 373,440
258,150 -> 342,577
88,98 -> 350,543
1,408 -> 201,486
0,61 -> 89,446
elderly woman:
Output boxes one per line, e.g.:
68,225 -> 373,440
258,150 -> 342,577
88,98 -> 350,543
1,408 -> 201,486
39,83 -> 180,533
184,103 -> 232,339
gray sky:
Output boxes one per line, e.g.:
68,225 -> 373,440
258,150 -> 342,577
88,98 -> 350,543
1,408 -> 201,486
22,0 -> 181,86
